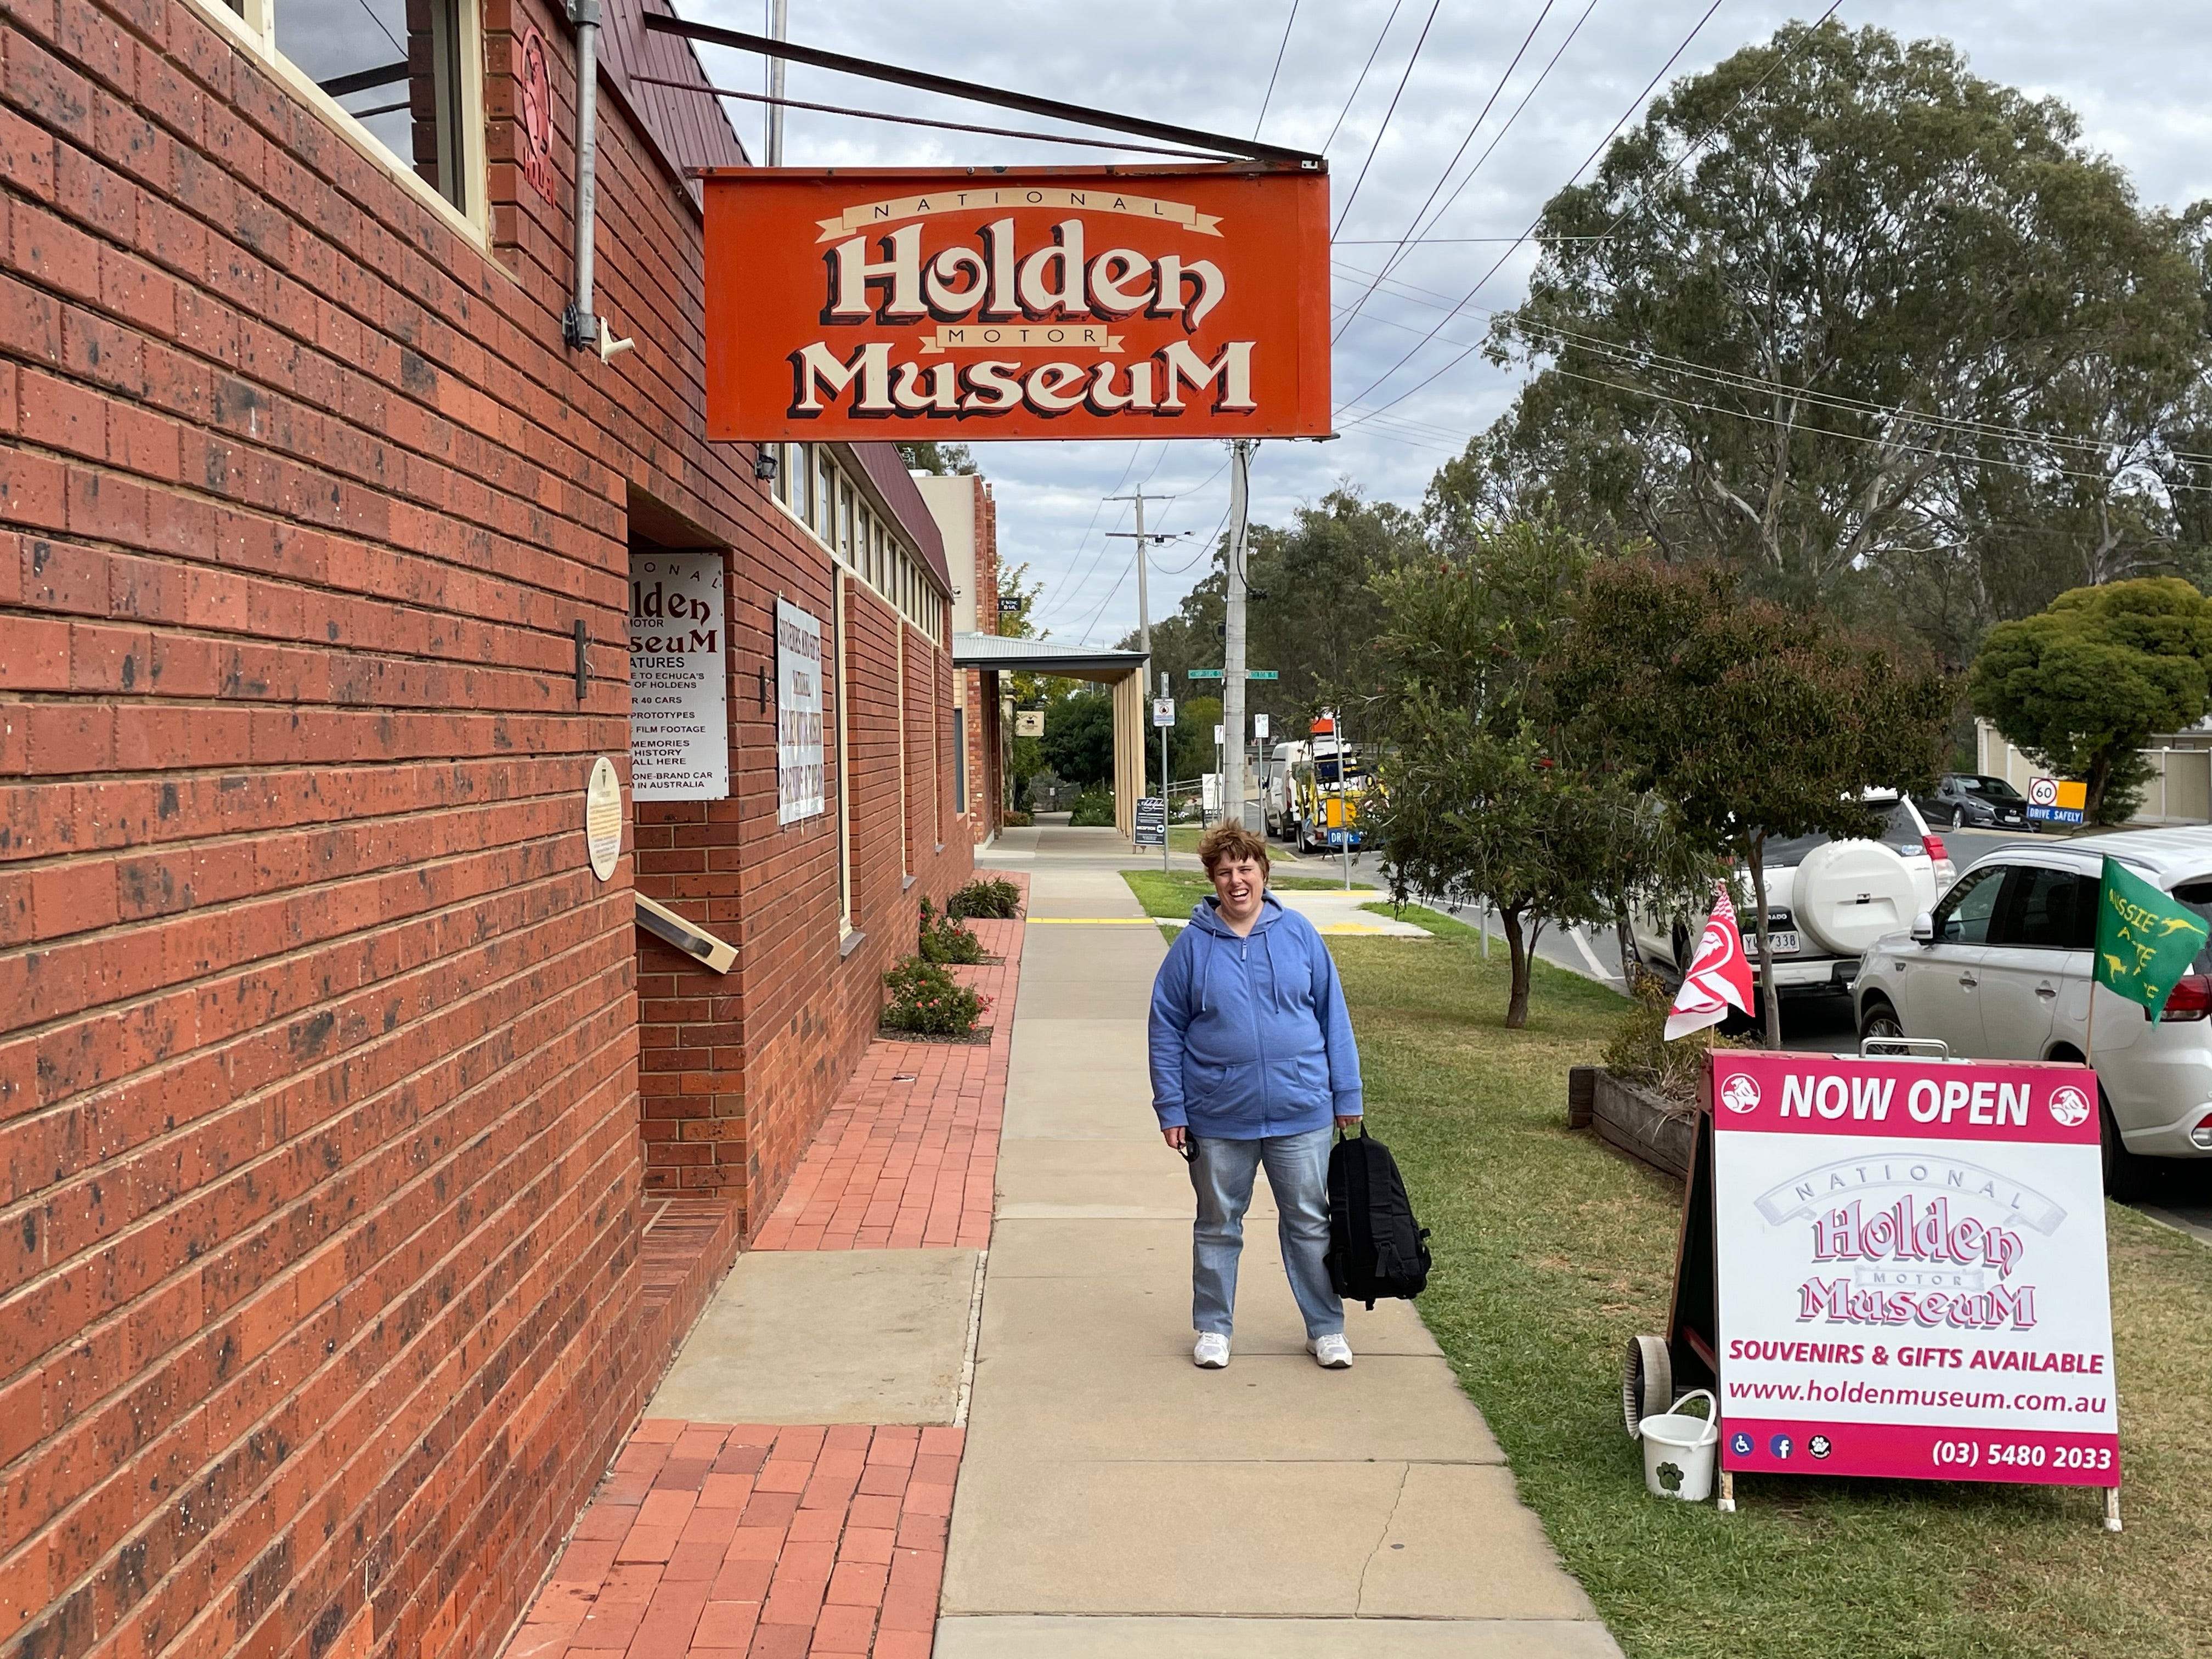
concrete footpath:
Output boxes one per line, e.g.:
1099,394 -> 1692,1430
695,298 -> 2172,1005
936,856 -> 1620,1657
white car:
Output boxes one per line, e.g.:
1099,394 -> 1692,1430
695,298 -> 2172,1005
1854,827 -> 2212,1190
1632,793 -> 1955,1007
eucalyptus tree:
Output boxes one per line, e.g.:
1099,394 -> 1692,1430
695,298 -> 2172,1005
1480,20 -> 2207,648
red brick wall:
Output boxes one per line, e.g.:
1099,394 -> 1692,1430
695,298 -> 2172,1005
962,477 -> 1002,842
631,564 -> 970,1210
0,0 -> 966,1656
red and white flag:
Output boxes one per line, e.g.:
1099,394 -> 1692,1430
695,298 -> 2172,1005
1664,881 -> 1756,1041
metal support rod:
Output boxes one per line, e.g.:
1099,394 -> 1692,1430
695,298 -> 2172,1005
641,13 -> 1323,168
562,0 -> 603,351
764,0 -> 787,165
1221,441 -> 1253,833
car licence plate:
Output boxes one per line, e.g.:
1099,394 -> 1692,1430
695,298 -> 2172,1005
1753,932 -> 1801,957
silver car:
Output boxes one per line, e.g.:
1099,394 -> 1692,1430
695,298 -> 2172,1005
1853,827 -> 2212,1190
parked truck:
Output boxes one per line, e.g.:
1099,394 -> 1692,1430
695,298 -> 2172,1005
1272,717 -> 1369,854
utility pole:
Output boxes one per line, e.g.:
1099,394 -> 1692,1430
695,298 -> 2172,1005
1221,439 -> 1254,831
764,0 -> 788,165
1104,488 -> 1176,791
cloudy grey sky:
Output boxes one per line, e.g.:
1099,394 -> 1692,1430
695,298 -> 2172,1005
681,2 -> 2212,644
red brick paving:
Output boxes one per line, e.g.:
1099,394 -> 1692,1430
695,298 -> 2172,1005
507,1422 -> 964,1658
504,879 -> 1026,1659
751,884 -> 1026,1252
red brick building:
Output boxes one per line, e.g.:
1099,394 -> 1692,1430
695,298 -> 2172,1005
912,471 -> 1002,844
0,0 -> 969,1652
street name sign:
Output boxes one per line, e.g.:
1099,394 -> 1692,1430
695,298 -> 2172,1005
1705,1051 -> 2117,1492
2027,776 -> 2087,826
702,166 -> 1330,441
1187,669 -> 1223,679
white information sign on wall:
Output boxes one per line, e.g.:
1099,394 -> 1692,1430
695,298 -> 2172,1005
1710,1051 -> 2118,1488
777,597 -> 826,824
629,553 -> 730,800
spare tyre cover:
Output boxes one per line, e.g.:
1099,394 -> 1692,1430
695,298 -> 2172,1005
1792,838 -> 1919,956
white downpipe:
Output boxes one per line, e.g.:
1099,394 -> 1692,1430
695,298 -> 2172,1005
563,0 -> 602,350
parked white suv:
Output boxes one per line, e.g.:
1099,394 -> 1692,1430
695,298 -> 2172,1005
1853,827 -> 2212,1189
1632,793 -> 1955,1007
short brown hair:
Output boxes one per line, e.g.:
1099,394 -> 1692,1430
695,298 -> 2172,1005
1198,822 -> 1272,875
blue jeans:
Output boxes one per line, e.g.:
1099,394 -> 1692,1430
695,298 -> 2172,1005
1188,1126 -> 1342,1340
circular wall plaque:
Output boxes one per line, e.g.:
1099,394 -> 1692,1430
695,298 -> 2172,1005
585,757 -> 622,881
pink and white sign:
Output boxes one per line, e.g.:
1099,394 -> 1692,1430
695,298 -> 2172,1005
1708,1051 -> 2118,1487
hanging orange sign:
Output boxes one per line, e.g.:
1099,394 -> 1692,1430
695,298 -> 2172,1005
701,165 -> 1331,442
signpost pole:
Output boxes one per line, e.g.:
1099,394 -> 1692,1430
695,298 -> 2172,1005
1160,671 -> 1172,873
1221,441 -> 1252,832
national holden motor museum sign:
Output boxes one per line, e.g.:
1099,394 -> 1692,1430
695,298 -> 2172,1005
1708,1051 -> 2118,1491
701,166 -> 1331,441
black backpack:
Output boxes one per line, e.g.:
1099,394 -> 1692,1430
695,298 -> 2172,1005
1325,1125 -> 1431,1309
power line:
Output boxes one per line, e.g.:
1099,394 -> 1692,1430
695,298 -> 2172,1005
1340,0 -> 1855,430
1031,446 -> 1147,625
1254,0 -> 1301,138
1329,254 -> 2212,469
1331,0 -> 1443,238
1352,359 -> 2212,492
1332,0 -> 1730,420
1355,0 -> 1601,295
1321,2 -> 1405,154
1333,0 -> 1584,343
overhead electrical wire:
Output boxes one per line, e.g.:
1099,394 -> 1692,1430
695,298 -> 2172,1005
1333,0 -> 1586,343
1254,0 -> 1301,138
1344,0 -> 1601,302
1330,0 -> 1444,238
1321,2 -> 1406,155
1333,0 -> 1729,420
1337,0 -> 1846,428
1031,445 -> 1148,628
1328,253 -> 2212,469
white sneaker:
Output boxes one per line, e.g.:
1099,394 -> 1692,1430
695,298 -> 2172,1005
1308,1334 -> 1353,1369
1193,1332 -> 1231,1368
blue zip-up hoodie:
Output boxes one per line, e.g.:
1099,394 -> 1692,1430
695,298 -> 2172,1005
1148,893 -> 1363,1138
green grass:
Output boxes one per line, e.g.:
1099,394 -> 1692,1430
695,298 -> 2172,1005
1328,926 -> 2212,1659
1122,868 -> 1377,943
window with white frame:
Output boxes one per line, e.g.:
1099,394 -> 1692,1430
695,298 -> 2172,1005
212,0 -> 479,219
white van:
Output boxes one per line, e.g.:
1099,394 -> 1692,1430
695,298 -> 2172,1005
1854,826 -> 2212,1189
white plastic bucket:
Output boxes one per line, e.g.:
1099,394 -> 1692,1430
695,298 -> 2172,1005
1640,1390 -> 1719,1502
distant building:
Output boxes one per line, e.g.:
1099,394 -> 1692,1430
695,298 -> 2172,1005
915,471 -> 1006,842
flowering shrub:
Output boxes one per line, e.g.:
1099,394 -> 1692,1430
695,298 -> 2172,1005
917,896 -> 985,964
882,956 -> 990,1037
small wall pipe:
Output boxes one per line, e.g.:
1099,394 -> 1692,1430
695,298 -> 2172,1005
563,0 -> 602,349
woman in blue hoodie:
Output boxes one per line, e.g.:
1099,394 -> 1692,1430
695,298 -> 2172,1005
1149,822 -> 1363,1370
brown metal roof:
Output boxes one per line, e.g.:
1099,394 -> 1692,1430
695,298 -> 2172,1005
600,0 -> 749,200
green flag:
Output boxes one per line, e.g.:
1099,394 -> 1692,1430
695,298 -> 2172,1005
2094,855 -> 2209,1014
